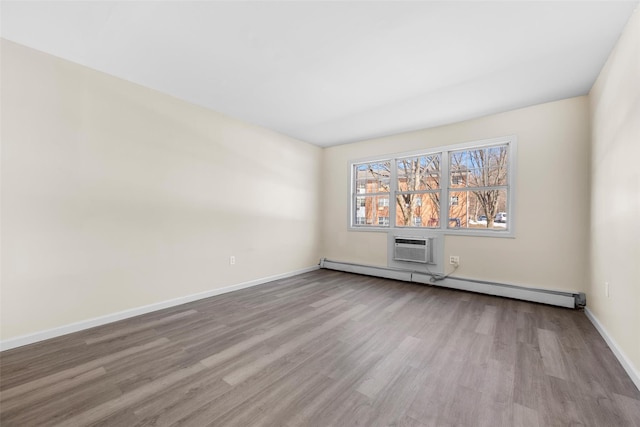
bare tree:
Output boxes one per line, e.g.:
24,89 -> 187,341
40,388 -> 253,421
363,156 -> 441,226
451,146 -> 508,228
396,156 -> 440,226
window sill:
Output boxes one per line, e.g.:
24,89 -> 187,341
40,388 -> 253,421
348,226 -> 515,238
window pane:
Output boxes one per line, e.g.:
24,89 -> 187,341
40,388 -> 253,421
397,155 -> 440,191
448,189 -> 508,230
450,145 -> 508,188
354,195 -> 389,226
395,193 -> 440,228
355,162 -> 390,193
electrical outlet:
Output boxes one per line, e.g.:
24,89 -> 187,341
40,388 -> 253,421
230,256 -> 236,265
449,256 -> 460,265
605,281 -> 609,297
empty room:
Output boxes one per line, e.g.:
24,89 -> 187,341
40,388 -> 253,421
1,1 -> 639,426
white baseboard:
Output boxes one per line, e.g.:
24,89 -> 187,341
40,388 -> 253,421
414,275 -> 576,308
0,265 -> 320,352
320,259 -> 412,282
584,308 -> 640,392
320,258 -> 580,308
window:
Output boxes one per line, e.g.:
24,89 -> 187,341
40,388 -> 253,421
350,136 -> 515,236
396,155 -> 441,228
448,145 -> 509,231
352,161 -> 391,227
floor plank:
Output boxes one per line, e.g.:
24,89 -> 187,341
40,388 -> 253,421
1,269 -> 639,426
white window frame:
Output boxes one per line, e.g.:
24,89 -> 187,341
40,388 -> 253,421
348,135 -> 517,238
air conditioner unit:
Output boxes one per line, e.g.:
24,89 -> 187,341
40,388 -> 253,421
393,236 -> 434,264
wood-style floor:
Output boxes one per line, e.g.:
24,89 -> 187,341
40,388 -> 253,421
1,270 -> 639,426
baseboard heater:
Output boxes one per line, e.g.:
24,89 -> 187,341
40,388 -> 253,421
319,258 -> 585,309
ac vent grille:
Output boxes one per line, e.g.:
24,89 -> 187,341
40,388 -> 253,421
393,237 -> 434,264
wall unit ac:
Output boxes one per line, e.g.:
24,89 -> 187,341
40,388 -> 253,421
393,237 -> 434,264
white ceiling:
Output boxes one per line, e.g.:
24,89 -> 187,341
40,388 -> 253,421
1,1 -> 637,147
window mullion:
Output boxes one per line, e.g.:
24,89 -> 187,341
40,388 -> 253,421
450,185 -> 508,192
390,159 -> 398,227
440,150 -> 449,231
396,190 -> 440,195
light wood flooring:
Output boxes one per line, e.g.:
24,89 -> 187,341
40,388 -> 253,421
1,269 -> 639,426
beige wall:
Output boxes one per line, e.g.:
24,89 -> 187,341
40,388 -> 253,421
322,97 -> 591,293
589,7 -> 640,379
0,40 -> 322,340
